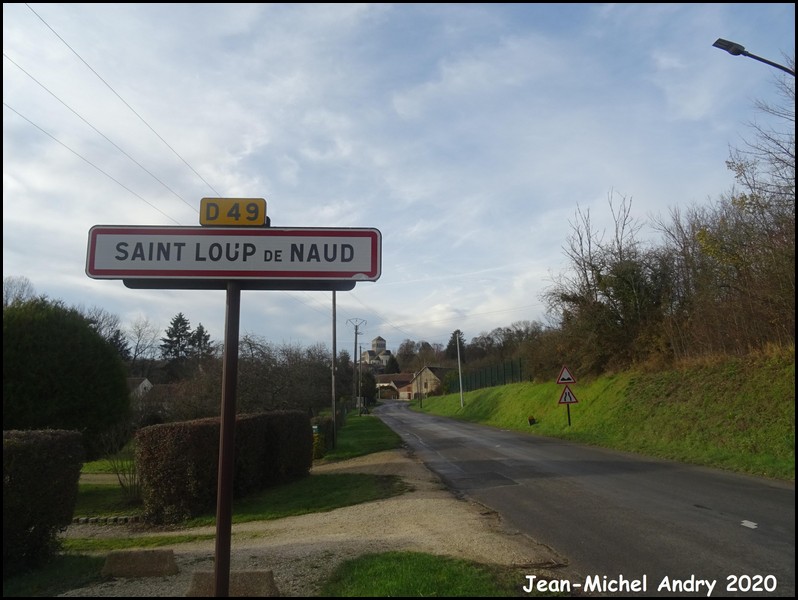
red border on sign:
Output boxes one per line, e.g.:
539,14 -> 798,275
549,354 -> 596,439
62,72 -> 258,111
86,226 -> 381,280
556,365 -> 576,384
558,385 -> 578,404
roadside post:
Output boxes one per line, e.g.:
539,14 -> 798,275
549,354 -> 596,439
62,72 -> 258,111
556,365 -> 578,426
86,198 -> 381,596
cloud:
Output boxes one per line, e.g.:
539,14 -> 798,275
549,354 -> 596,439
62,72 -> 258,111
4,3 -> 794,350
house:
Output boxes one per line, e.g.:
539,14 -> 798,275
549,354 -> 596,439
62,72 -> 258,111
396,379 -> 415,400
410,366 -> 456,398
376,372 -> 415,400
127,377 -> 153,398
127,380 -> 176,426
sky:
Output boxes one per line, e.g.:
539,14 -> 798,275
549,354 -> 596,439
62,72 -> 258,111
3,3 -> 795,355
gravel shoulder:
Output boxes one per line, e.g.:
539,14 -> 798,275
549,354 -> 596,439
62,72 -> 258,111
58,447 -> 567,597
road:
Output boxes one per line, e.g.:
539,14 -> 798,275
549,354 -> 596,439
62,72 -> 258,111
374,399 -> 795,597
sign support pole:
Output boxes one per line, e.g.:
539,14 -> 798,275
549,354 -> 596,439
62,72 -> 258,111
213,281 -> 241,597
331,291 -> 337,447
456,336 -> 464,408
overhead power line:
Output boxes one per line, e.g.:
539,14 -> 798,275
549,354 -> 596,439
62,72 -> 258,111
3,102 -> 181,224
4,53 -> 198,215
25,2 -> 222,197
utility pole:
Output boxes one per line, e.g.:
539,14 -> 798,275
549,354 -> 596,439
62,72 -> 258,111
417,364 -> 425,409
456,334 -> 464,409
347,318 -> 366,411
359,344 -> 364,414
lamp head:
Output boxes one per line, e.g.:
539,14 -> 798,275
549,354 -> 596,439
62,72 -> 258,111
713,38 -> 746,56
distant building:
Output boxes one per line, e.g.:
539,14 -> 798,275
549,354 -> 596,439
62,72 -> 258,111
127,377 -> 166,427
376,372 -> 415,400
361,336 -> 394,371
410,366 -> 456,398
127,377 -> 153,398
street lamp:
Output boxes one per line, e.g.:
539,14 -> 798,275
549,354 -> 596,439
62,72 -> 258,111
713,38 -> 795,76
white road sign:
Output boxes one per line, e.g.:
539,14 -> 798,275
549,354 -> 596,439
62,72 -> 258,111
86,226 -> 381,282
556,365 -> 576,384
558,385 -> 579,405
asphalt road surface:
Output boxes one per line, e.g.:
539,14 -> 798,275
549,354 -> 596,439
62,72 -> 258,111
374,399 -> 795,598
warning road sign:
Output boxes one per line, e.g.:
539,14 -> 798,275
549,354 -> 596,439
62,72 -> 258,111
558,385 -> 578,405
557,365 -> 576,384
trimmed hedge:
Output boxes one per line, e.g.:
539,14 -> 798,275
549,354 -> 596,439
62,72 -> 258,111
135,411 -> 312,524
3,429 -> 84,576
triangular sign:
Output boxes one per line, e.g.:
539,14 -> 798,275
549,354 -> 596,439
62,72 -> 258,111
557,365 -> 576,384
558,385 -> 578,404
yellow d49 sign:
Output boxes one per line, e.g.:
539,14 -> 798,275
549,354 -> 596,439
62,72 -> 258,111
200,198 -> 267,226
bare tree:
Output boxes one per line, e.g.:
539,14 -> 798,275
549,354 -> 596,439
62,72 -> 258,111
729,59 -> 795,209
648,63 -> 794,358
127,316 -> 160,375
544,192 -> 668,372
81,305 -> 122,340
3,275 -> 36,307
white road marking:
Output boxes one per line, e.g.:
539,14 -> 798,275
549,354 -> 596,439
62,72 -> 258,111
741,520 -> 758,529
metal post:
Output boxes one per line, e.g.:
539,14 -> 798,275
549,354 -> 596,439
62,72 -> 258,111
358,344 -> 363,413
418,365 -> 424,409
331,291 -> 337,447
456,335 -> 464,409
214,281 -> 241,597
353,326 -> 357,406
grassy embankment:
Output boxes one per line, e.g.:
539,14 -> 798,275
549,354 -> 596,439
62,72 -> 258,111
414,347 -> 795,481
3,413 -> 535,597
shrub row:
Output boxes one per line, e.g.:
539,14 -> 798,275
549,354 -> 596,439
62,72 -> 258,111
3,429 -> 84,576
135,411 -> 312,524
